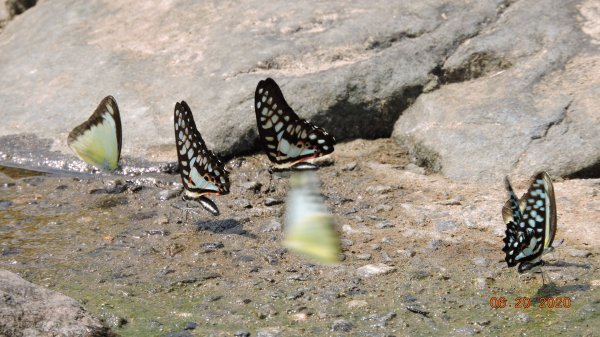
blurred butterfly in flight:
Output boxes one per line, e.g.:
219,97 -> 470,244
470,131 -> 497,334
254,78 -> 335,171
174,101 -> 230,216
68,96 -> 122,171
502,171 -> 557,273
284,171 -> 341,264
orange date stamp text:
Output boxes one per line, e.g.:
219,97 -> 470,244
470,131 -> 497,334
488,296 -> 572,309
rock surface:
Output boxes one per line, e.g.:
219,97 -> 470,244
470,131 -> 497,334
0,269 -> 114,337
0,0 -> 598,181
393,0 -> 600,181
0,0 -> 511,162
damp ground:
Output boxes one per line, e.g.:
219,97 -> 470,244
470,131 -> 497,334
1,139 -> 599,336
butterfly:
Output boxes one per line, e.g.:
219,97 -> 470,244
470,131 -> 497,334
254,78 -> 336,171
68,96 -> 122,171
284,171 -> 341,264
174,101 -> 230,216
502,171 -> 557,273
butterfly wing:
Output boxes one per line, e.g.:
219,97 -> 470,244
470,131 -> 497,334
531,172 -> 557,249
254,78 -> 335,165
67,96 -> 122,171
502,172 -> 556,270
284,171 -> 341,264
502,177 -> 526,267
174,101 -> 230,197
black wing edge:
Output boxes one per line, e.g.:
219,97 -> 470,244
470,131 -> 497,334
254,78 -> 336,164
68,95 -> 122,163
174,100 -> 230,196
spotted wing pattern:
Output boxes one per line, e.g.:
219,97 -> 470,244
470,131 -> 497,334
254,78 -> 335,165
174,101 -> 229,198
67,96 -> 122,171
502,171 -> 556,272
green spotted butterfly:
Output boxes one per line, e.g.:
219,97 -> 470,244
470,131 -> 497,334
502,171 -> 557,273
254,78 -> 335,171
174,101 -> 229,215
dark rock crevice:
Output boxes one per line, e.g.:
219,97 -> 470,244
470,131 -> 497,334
428,0 -> 516,85
0,0 -> 37,29
7,0 -> 36,16
324,84 -> 424,142
364,28 -> 433,51
565,161 -> 600,179
433,52 -> 513,85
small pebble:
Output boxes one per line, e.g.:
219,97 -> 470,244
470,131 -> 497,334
440,196 -> 463,205
205,295 -> 222,302
363,312 -> 397,327
145,229 -> 170,236
357,263 -> 396,278
233,330 -> 250,337
331,319 -> 353,332
200,242 -> 224,253
256,327 -> 281,337
381,237 -> 393,244
155,215 -> 170,225
149,320 -> 163,329
287,290 -> 304,300
514,312 -> 531,323
397,249 -> 416,257
453,326 -> 479,336
264,197 -> 283,206
0,201 -> 13,210
262,218 -> 282,232
472,257 -> 487,267
381,251 -> 393,262
568,249 -> 591,258
340,239 -> 354,247
155,267 -> 175,277
374,204 -> 393,212
342,161 -> 358,171
475,320 -> 491,326
405,163 -> 425,174
436,220 -> 459,232
376,221 -> 394,229
238,198 -> 252,209
234,331 -> 251,337
184,322 -> 197,330
428,239 -> 443,250
158,189 -> 180,201
99,313 -> 127,328
366,185 -> 393,194
342,224 -> 356,233
355,253 -> 372,260
242,181 -> 262,192
348,299 -> 369,309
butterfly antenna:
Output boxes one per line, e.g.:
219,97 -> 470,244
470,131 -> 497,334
183,208 -> 189,224
541,265 -> 546,286
267,170 -> 274,194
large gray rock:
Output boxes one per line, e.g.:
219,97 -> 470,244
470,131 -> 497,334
393,0 -> 600,181
0,0 -> 509,167
0,269 -> 114,337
